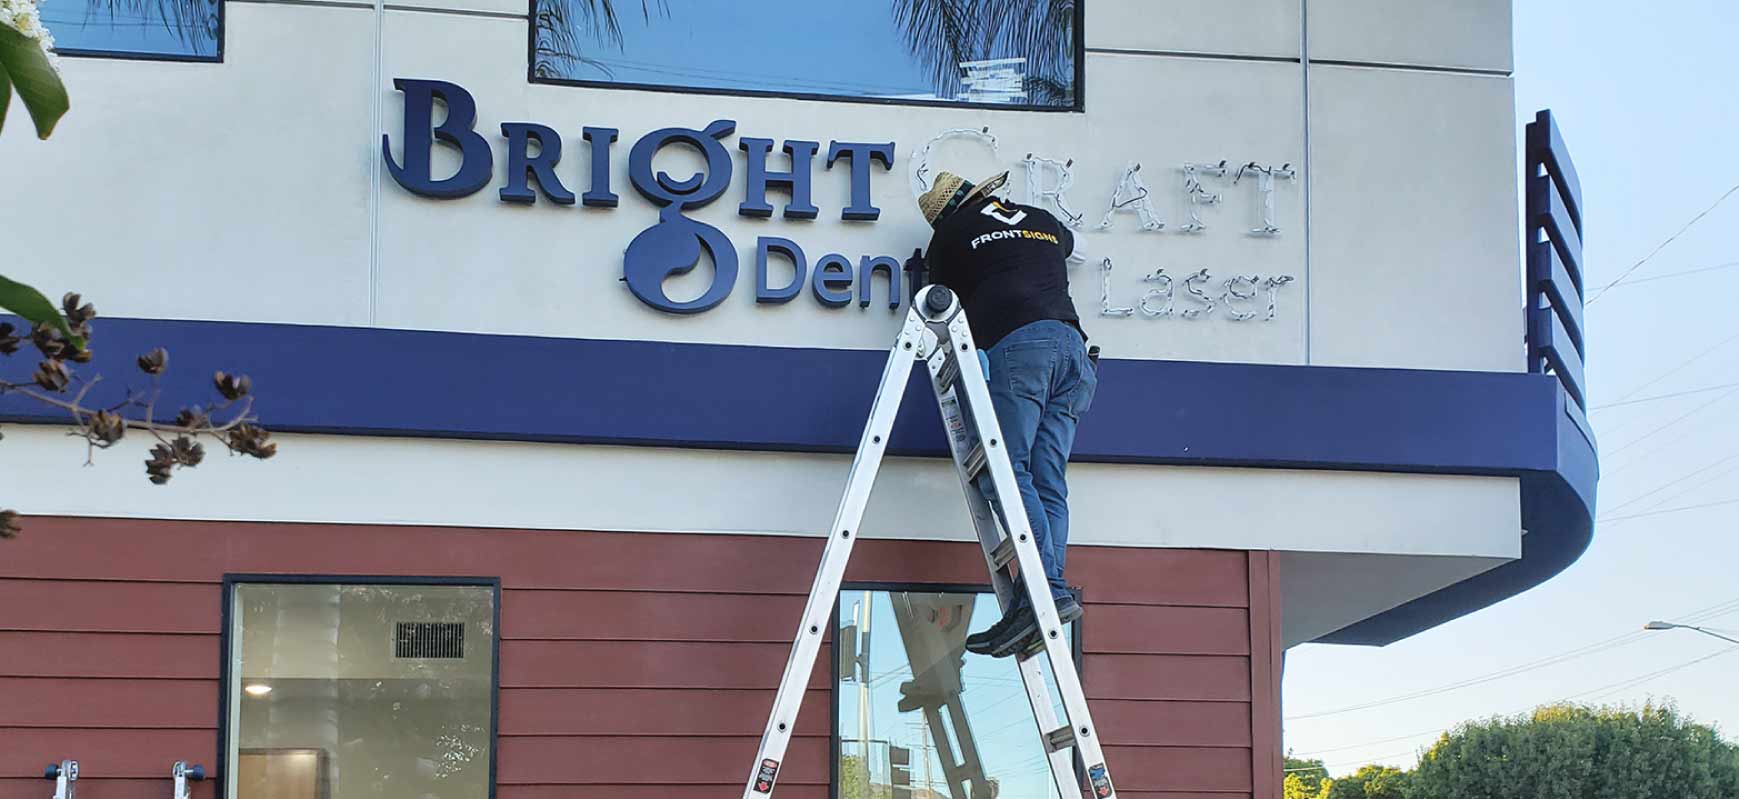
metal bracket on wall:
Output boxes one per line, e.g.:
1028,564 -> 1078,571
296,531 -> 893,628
44,761 -> 77,799
171,762 -> 206,799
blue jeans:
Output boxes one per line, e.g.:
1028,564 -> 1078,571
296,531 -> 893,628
976,320 -> 1097,603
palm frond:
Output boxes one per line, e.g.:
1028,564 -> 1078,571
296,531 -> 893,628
534,0 -> 668,79
893,0 -> 1074,104
979,0 -> 1074,98
890,0 -> 980,100
82,0 -> 220,51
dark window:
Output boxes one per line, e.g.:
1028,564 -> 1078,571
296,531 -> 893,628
531,0 -> 1082,110
835,587 -> 1080,799
223,579 -> 498,799
45,0 -> 221,61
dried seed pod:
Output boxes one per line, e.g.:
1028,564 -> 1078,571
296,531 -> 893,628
214,371 -> 252,400
32,360 -> 70,392
65,346 -> 93,364
171,436 -> 205,467
61,293 -> 96,324
0,509 -> 20,539
0,323 -> 20,355
30,323 -> 66,359
174,406 -> 209,430
145,444 -> 177,485
90,410 -> 126,445
137,348 -> 168,375
227,423 -> 277,459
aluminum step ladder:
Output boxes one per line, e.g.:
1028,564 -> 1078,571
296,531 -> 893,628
744,285 -> 1116,799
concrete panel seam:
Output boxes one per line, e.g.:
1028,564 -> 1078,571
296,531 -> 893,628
1308,58 -> 1512,77
383,3 -> 524,21
1086,47 -> 1301,65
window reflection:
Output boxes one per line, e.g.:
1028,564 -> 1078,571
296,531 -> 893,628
45,0 -> 220,59
227,583 -> 495,799
837,589 -> 1076,799
531,0 -> 1079,109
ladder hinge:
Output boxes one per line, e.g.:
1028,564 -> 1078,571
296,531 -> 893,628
1044,725 -> 1078,753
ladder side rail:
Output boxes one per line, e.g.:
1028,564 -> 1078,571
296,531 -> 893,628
1018,652 -> 1088,799
742,309 -> 931,799
923,321 -> 1083,799
946,310 -> 1118,799
922,345 -> 1019,610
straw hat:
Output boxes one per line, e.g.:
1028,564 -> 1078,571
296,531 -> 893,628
918,170 -> 1010,227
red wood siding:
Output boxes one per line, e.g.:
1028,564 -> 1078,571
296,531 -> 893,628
0,516 -> 1282,799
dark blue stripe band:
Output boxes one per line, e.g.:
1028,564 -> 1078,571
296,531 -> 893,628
0,316 -> 1596,644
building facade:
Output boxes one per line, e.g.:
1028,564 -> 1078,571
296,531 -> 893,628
1,1 -> 1594,798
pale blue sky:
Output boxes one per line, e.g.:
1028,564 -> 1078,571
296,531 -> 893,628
1284,0 -> 1739,775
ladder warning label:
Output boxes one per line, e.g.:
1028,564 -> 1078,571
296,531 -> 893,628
753,759 -> 780,793
1089,763 -> 1113,797
940,394 -> 969,450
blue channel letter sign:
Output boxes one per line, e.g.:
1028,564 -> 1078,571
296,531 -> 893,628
382,78 -> 904,315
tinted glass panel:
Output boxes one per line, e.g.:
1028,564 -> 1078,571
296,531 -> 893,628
44,0 -> 220,59
226,583 -> 495,799
532,0 -> 1079,109
837,589 -> 1077,799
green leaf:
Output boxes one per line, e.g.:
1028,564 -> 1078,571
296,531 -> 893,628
0,273 -> 77,344
0,25 -> 69,139
0,66 -> 12,134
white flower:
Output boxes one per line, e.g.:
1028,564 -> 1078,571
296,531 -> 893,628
0,0 -> 59,71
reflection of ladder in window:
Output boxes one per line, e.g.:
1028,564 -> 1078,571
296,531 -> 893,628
744,286 -> 1117,799
889,593 -> 990,799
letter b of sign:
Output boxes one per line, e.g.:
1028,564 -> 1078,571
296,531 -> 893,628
382,79 -> 495,199
622,120 -> 740,314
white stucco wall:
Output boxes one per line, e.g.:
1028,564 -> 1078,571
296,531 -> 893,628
2,0 -> 1519,369
1,0 -> 1523,603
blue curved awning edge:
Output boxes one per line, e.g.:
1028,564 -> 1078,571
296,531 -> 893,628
1315,389 -> 1598,645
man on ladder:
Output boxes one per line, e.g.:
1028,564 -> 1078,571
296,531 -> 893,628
916,170 -> 1098,658
745,169 -> 1115,799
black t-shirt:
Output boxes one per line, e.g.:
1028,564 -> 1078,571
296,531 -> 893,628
926,197 -> 1084,350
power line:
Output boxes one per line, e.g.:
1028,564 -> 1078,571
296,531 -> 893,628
1290,633 -> 1739,762
1285,597 -> 1739,721
1601,260 -> 1739,289
1591,381 -> 1739,411
1625,457 -> 1739,518
1599,452 -> 1739,517
1600,496 -> 1739,524
1284,632 -> 1652,720
1602,383 -> 1739,460
1605,329 -> 1739,406
1586,181 -> 1739,305
1577,645 -> 1739,703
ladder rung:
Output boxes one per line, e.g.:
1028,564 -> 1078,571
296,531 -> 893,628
1044,725 -> 1078,752
990,537 -> 1017,569
963,442 -> 987,481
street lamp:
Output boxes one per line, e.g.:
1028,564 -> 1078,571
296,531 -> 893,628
1643,620 -> 1739,645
